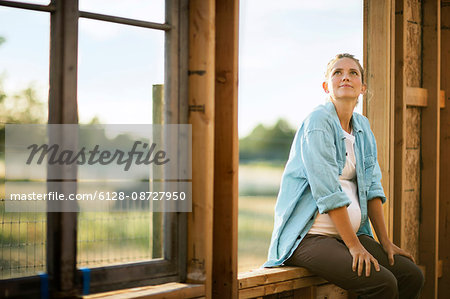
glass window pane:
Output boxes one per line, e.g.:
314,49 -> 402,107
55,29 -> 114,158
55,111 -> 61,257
2,0 -> 50,5
78,18 -> 164,125
0,6 -> 49,279
77,19 -> 165,268
79,0 -> 165,24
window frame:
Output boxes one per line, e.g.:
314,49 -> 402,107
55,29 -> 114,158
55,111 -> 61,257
0,0 -> 188,296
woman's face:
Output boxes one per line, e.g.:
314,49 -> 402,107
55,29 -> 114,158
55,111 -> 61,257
323,58 -> 366,102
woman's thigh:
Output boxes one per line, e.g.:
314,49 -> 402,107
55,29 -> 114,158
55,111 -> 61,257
285,234 -> 397,293
358,235 -> 424,298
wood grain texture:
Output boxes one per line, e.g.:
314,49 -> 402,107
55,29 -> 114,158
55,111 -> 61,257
439,2 -> 450,297
212,0 -> 239,298
363,0 -> 395,241
83,283 -> 205,299
238,267 -> 316,290
419,0 -> 440,297
393,0 -> 407,247
187,1 -> 215,298
406,87 -> 428,107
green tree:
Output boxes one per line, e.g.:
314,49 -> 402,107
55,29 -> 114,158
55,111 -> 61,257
239,118 -> 296,164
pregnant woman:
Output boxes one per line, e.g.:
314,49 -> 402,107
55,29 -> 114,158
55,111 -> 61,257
263,53 -> 424,299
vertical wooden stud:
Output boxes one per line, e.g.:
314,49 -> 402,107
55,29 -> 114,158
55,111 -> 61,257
212,0 -> 239,298
419,0 -> 440,297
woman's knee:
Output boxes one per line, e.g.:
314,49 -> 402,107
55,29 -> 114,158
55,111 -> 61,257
401,264 -> 424,296
355,268 -> 398,299
378,271 -> 399,299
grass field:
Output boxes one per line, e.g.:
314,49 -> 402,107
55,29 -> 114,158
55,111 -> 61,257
238,195 -> 276,272
0,163 -> 283,277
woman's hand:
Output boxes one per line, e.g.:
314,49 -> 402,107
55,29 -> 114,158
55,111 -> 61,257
348,243 -> 380,277
381,240 -> 415,266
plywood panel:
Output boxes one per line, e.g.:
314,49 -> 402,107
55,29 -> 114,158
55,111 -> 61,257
404,148 -> 420,190
405,107 -> 421,149
405,22 -> 422,87
402,190 -> 420,262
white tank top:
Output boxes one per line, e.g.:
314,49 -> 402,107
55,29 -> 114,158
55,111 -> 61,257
308,129 -> 361,237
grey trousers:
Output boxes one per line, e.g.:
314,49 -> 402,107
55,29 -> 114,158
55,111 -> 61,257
285,234 -> 424,299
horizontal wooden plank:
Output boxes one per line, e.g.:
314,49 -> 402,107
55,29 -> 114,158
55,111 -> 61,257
405,88 -> 445,108
406,87 -> 428,107
238,267 -> 316,290
239,276 -> 327,299
83,283 -> 205,299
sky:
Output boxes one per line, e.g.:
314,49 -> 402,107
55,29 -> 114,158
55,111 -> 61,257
0,0 -> 363,137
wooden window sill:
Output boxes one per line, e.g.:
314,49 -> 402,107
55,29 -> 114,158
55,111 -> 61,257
82,282 -> 205,299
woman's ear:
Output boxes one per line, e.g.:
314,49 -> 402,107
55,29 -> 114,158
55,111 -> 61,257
322,81 -> 329,93
361,84 -> 367,95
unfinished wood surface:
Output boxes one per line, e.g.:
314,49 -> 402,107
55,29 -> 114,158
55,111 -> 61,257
419,0 -> 440,298
405,22 -> 421,87
293,287 -> 316,299
404,0 -> 422,87
363,0 -> 395,240
404,108 -> 420,261
83,283 -> 205,299
404,88 -> 446,108
439,2 -> 450,297
315,284 -> 348,299
238,267 -> 316,290
187,0 -> 215,297
405,107 -> 421,149
47,0 -> 79,296
406,87 -> 428,107
212,0 -> 239,298
393,0 -> 407,247
239,276 -> 327,299
402,189 -> 420,261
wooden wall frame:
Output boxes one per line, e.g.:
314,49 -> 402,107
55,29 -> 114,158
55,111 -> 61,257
419,0 -> 441,298
0,0 -> 188,297
213,0 -> 239,298
363,0 -> 395,241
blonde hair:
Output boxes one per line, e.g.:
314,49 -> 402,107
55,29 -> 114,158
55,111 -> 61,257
325,53 -> 365,84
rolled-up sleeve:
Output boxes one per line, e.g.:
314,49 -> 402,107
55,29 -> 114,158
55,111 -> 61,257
367,159 -> 387,203
301,129 -> 351,214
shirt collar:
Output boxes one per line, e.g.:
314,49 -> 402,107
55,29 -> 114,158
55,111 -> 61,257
325,101 -> 364,134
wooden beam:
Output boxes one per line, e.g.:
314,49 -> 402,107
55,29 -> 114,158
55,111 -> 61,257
393,0 -> 407,248
238,267 -> 316,290
406,87 -> 428,107
239,277 -> 326,299
83,282 -> 205,299
363,0 -> 395,241
419,0 -> 441,298
440,90 -> 445,108
47,0 -> 79,297
439,2 -> 450,297
212,0 -> 239,298
187,0 -> 215,298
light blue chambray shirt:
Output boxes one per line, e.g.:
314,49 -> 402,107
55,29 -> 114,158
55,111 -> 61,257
263,102 -> 386,268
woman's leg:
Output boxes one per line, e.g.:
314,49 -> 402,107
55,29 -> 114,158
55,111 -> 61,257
358,235 -> 424,299
285,234 -> 399,299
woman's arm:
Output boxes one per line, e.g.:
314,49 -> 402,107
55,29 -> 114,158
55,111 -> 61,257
368,197 -> 415,264
328,207 -> 380,277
